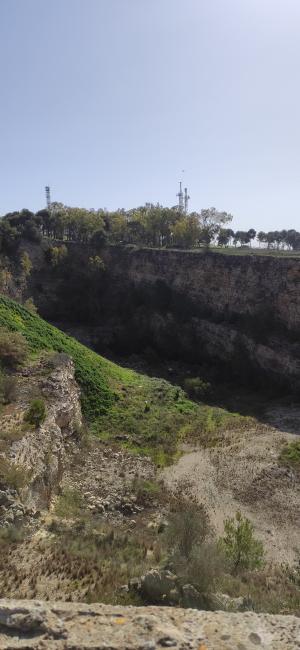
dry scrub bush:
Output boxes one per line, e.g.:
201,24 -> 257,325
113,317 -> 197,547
165,479 -> 226,598
24,297 -> 37,314
0,525 -> 25,546
166,479 -> 210,560
0,457 -> 30,491
0,374 -> 17,404
0,328 -> 28,367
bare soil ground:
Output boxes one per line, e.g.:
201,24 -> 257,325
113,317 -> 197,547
162,407 -> 300,565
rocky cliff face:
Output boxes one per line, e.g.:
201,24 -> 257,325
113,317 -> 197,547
6,242 -> 300,391
0,355 -> 82,527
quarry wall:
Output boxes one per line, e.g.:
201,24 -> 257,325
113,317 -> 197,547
8,242 -> 300,390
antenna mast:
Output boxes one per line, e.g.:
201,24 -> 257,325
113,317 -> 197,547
45,186 -> 51,211
184,187 -> 190,214
177,181 -> 184,212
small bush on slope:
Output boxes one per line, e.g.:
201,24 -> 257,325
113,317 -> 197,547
25,398 -> 46,427
279,441 -> 300,468
0,327 -> 28,367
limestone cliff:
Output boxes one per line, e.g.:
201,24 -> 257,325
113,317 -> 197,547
4,242 -> 300,391
0,355 -> 82,526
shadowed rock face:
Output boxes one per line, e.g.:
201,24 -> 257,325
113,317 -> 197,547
6,242 -> 300,391
0,599 -> 299,649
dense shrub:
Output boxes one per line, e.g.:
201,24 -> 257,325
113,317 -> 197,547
0,327 -> 28,367
184,377 -> 211,399
24,398 -> 46,427
48,245 -> 68,266
219,511 -> 264,573
279,441 -> 300,468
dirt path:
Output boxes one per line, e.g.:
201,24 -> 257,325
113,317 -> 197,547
162,415 -> 300,565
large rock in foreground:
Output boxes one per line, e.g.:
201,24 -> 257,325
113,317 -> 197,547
0,599 -> 299,649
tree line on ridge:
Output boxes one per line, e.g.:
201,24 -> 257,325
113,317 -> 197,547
0,204 -> 299,252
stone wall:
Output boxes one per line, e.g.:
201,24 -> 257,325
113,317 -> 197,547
0,599 -> 299,649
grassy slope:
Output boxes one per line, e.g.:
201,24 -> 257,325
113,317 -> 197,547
0,295 -> 249,465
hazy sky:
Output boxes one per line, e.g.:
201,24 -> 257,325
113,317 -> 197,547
1,0 -> 300,230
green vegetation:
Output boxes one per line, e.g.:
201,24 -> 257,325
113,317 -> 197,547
279,440 -> 300,467
48,244 -> 68,266
0,295 -> 116,419
2,205 -> 300,252
219,511 -> 264,573
0,295 -> 248,464
24,398 -> 46,427
20,251 -> 32,276
132,478 -> 162,505
184,376 -> 211,399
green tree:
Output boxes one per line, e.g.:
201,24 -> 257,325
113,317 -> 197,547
219,511 -> 264,573
197,208 -> 233,247
20,251 -> 32,276
49,245 -> 68,266
217,228 -> 234,247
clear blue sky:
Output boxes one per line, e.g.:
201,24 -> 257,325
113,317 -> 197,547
1,0 -> 300,230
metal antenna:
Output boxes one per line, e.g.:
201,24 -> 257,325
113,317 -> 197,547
177,181 -> 184,212
45,186 -> 51,211
184,187 -> 190,214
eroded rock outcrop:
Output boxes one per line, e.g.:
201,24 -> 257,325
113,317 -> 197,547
0,355 -> 82,525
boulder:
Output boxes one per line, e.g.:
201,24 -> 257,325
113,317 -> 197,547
181,584 -> 203,609
140,570 -> 177,603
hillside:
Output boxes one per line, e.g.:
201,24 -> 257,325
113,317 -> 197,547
0,296 -> 299,615
0,295 -> 245,465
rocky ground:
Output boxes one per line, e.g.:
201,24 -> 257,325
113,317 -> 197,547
0,352 -> 299,612
0,599 -> 299,649
61,439 -> 155,521
162,412 -> 300,565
